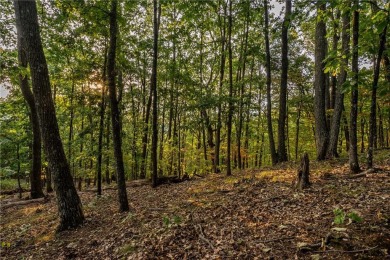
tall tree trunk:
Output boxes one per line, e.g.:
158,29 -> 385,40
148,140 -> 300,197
14,0 -> 84,230
226,0 -> 233,176
277,0 -> 291,162
349,0 -> 361,173
15,15 -> 44,199
327,2 -> 350,159
214,0 -> 226,173
330,10 -> 341,110
151,0 -> 161,187
130,78 -> 139,179
295,91 -> 302,160
313,1 -> 329,160
236,3 -> 250,170
367,24 -> 387,168
97,48 -> 108,196
105,108 -> 111,184
107,0 -> 129,211
263,0 -> 277,165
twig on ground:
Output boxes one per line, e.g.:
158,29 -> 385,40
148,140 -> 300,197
313,245 -> 378,254
258,236 -> 295,243
195,224 -> 214,250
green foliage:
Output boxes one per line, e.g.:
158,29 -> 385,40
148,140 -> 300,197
0,178 -> 28,191
162,215 -> 182,228
333,208 -> 363,225
333,208 -> 346,225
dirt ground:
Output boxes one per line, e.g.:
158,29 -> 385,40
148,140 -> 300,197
1,154 -> 389,259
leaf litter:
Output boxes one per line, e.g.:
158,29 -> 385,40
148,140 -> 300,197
0,153 -> 389,259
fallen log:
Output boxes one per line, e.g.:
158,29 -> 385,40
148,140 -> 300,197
346,168 -> 375,179
0,197 -> 47,210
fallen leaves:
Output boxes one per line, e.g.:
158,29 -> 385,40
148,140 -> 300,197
0,153 -> 389,259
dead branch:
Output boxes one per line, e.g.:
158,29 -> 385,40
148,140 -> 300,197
195,224 -> 214,250
258,236 -> 295,243
346,168 -> 375,179
0,197 -> 47,210
313,245 -> 378,254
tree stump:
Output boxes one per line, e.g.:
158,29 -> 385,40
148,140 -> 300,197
296,152 -> 310,190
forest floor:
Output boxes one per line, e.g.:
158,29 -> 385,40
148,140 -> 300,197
1,151 -> 389,260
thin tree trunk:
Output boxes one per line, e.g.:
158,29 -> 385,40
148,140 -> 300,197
327,2 -> 350,159
277,0 -> 291,163
295,96 -> 302,160
214,0 -> 226,173
263,0 -> 277,165
107,0 -> 129,211
226,0 -> 233,176
105,109 -> 111,184
330,10 -> 341,110
14,0 -> 84,230
236,4 -> 250,170
151,0 -> 161,187
68,77 -> 75,176
349,1 -> 360,173
313,1 -> 329,160
15,16 -> 44,199
97,48 -> 108,196
367,24 -> 387,168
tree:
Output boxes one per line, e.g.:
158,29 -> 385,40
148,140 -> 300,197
226,0 -> 233,176
151,0 -> 161,187
367,22 -> 388,168
313,1 -> 329,160
214,0 -> 227,173
107,0 -> 129,211
277,0 -> 292,163
13,0 -> 84,230
349,0 -> 360,173
263,0 -> 277,165
15,9 -> 44,199
327,1 -> 351,159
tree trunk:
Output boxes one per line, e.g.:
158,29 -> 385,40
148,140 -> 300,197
68,77 -> 75,176
14,0 -> 84,230
263,0 -> 278,165
295,152 -> 310,190
214,0 -> 226,173
313,2 -> 329,160
349,0 -> 361,173
151,0 -> 161,187
330,10 -> 341,110
277,0 -> 291,163
327,3 -> 350,159
97,48 -> 108,196
226,0 -> 233,176
367,24 -> 387,168
107,0 -> 129,211
15,14 -> 44,199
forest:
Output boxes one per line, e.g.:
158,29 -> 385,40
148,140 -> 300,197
0,0 -> 389,259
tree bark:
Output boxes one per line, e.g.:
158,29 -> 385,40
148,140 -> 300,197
277,0 -> 291,163
349,0 -> 361,173
151,0 -> 161,187
15,13 -> 44,199
327,2 -> 350,159
214,0 -> 227,173
107,0 -> 129,211
263,0 -> 278,165
14,0 -> 84,230
97,47 -> 108,196
226,0 -> 233,176
367,24 -> 387,168
313,1 -> 329,160
296,152 -> 310,190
